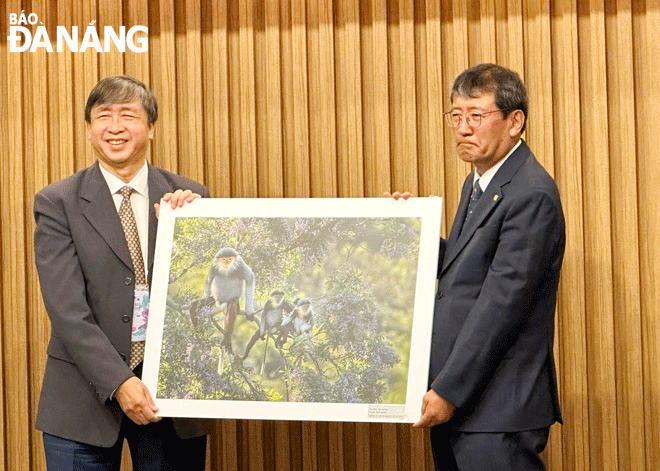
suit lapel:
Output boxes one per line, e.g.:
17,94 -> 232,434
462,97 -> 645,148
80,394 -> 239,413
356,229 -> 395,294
80,163 -> 134,271
147,165 -> 171,278
445,175 -> 473,254
440,140 -> 531,276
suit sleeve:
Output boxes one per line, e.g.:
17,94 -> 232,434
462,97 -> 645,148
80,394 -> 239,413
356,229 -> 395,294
430,188 -> 564,409
34,191 -> 134,402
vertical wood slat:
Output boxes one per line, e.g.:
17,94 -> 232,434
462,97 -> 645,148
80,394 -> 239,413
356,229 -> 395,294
368,423 -> 383,470
388,0 -> 419,194
605,1 -> 645,469
578,2 -> 619,470
334,0 -> 364,197
124,0 -> 150,88
497,0 -> 524,72
261,0 -> 285,197
416,0 -> 443,199
478,0 -> 497,62
302,420 -> 318,471
382,423 -> 398,470
281,0 -> 311,198
274,420 -> 292,471
248,420 -> 265,470
328,422 -> 344,470
307,0 -> 337,197
201,0 -> 230,197
26,3 -> 51,469
175,0 -> 204,183
2,1 -> 660,470
354,422 -> 371,470
360,0 -> 391,197
220,420 -> 239,471
98,0 -> 124,76
230,0 -> 258,197
3,1 -> 30,470
634,2 -> 660,470
550,1 -> 589,470
0,4 -> 10,468
149,0 -> 178,172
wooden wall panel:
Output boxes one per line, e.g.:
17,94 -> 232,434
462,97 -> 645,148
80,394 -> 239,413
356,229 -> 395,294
335,0 -> 364,197
24,2 -> 50,469
1,1 -> 659,470
2,1 -> 30,470
551,2 -> 590,469
578,2 -> 618,470
388,0 -> 419,195
414,0 -> 443,199
0,6 -> 6,467
634,2 -> 660,470
0,6 -> 11,470
201,0 -> 231,198
175,0 -> 205,183
605,3 -> 645,470
360,0 -> 391,197
149,0 -> 178,172
255,0 -> 285,197
281,0 -> 311,198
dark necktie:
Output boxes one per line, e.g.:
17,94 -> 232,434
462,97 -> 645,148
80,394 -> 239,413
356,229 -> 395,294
118,186 -> 147,369
463,178 -> 483,227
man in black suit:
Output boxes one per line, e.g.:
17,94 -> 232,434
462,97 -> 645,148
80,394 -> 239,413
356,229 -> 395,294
396,64 -> 565,470
34,76 -> 211,469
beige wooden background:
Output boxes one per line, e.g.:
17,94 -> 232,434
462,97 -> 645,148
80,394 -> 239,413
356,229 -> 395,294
1,0 -> 659,469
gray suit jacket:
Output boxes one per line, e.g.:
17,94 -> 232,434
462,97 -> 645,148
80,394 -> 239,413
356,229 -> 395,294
34,162 -> 212,447
430,141 -> 565,432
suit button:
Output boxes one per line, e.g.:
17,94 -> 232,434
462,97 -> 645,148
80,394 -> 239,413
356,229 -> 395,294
125,277 -> 132,285
122,315 -> 131,323
120,353 -> 126,361
436,291 -> 444,299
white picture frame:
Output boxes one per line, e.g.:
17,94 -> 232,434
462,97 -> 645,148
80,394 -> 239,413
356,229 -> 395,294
142,197 -> 443,423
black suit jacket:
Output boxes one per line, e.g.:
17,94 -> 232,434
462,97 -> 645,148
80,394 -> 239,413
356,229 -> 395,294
430,141 -> 565,432
34,162 -> 212,447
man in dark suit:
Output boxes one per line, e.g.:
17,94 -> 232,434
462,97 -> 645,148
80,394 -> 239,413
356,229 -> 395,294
397,64 -> 565,470
34,76 -> 211,469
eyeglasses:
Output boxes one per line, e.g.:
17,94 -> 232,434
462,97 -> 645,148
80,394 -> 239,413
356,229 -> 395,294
443,109 -> 509,129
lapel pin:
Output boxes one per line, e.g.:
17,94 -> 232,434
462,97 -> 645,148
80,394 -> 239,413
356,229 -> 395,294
493,195 -> 499,201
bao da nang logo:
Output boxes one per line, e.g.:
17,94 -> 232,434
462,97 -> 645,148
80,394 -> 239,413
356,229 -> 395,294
7,11 -> 148,52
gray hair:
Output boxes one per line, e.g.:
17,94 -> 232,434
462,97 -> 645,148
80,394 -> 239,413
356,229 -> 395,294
451,63 -> 528,132
85,75 -> 157,124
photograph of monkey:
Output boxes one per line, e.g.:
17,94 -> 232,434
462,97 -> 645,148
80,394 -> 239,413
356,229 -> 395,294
153,215 -> 425,408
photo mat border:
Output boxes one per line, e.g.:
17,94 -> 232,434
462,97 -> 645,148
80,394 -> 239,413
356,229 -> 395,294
143,197 -> 443,423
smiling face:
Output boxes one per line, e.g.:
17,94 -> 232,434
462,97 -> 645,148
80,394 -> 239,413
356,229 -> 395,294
450,92 -> 523,175
86,101 -> 154,181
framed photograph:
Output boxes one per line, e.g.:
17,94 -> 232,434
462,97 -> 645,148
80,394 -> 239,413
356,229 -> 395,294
142,197 -> 443,423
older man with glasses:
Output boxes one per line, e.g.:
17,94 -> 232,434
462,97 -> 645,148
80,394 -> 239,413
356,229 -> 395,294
393,63 -> 565,470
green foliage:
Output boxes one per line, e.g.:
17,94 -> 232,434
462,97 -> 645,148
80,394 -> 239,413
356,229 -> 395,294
157,217 -> 421,404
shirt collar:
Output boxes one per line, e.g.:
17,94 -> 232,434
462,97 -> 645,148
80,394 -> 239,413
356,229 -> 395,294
473,139 -> 522,191
99,161 -> 149,197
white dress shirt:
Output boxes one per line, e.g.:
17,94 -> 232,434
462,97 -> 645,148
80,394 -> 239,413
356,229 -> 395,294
99,162 -> 149,278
